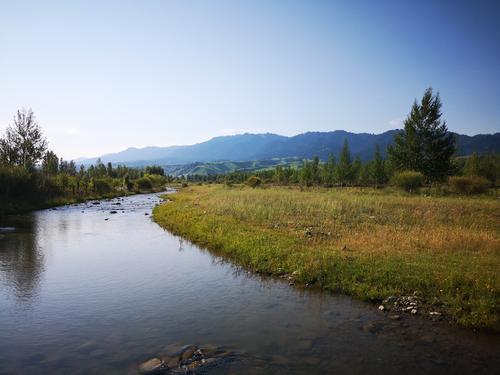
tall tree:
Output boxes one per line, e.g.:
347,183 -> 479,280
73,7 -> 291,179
336,139 -> 352,186
311,156 -> 320,184
370,144 -> 386,187
322,154 -> 336,186
42,150 -> 59,176
300,160 -> 313,186
463,152 -> 480,176
387,88 -> 455,181
352,156 -> 362,185
0,109 -> 47,171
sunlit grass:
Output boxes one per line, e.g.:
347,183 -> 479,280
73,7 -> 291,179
153,184 -> 500,330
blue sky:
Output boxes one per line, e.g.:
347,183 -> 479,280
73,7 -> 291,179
1,0 -> 499,159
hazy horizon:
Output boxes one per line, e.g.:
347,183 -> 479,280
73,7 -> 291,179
2,0 -> 499,159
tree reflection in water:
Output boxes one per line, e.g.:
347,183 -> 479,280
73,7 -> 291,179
0,214 -> 44,301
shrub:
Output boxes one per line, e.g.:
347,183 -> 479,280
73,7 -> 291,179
448,175 -> 490,195
391,170 -> 425,192
92,178 -> 113,194
246,175 -> 262,188
135,176 -> 153,191
144,173 -> 166,188
181,182 -> 188,188
123,174 -> 134,191
0,165 -> 33,197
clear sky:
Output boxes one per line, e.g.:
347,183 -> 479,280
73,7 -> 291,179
1,0 -> 499,159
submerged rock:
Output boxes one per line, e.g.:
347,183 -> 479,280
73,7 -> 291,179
166,357 -> 180,368
180,345 -> 197,362
138,358 -> 165,374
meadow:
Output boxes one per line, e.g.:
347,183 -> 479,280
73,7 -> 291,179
154,184 -> 500,331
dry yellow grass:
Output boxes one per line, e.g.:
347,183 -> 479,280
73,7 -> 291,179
154,184 -> 500,330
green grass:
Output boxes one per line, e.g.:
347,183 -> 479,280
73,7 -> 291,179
153,184 -> 500,331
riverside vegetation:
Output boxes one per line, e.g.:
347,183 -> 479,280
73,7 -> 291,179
0,109 -> 173,214
154,184 -> 499,331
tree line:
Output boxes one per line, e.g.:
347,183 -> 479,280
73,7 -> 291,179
0,109 -> 170,212
187,88 -> 498,191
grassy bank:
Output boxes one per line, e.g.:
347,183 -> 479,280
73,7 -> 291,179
153,184 -> 500,331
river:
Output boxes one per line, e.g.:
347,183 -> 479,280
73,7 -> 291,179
0,193 -> 498,374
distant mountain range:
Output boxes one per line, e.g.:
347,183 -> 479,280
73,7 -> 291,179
80,130 -> 500,170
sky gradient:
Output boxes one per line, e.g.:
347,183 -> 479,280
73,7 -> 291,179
1,0 -> 499,159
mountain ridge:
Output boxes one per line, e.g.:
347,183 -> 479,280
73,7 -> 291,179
80,130 -> 500,166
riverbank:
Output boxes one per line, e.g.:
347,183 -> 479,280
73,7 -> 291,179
153,184 -> 500,331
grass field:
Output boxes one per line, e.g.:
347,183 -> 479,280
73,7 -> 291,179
153,184 -> 500,331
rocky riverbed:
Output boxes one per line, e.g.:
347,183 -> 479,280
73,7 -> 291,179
137,344 -> 235,374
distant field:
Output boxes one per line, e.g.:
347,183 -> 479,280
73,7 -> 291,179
153,185 -> 500,330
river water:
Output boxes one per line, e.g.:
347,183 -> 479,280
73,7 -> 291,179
0,193 -> 498,374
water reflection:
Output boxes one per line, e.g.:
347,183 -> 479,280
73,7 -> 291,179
0,214 -> 44,301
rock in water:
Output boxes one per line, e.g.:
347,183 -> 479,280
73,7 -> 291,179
181,346 -> 197,362
138,358 -> 164,374
167,357 -> 180,368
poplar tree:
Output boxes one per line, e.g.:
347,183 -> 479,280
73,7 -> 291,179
0,108 -> 47,171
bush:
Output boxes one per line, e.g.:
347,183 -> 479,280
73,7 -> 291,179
144,173 -> 166,188
246,175 -> 262,188
391,170 -> 425,192
92,178 -> 113,194
0,165 -> 33,197
448,175 -> 490,195
135,176 -> 153,191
